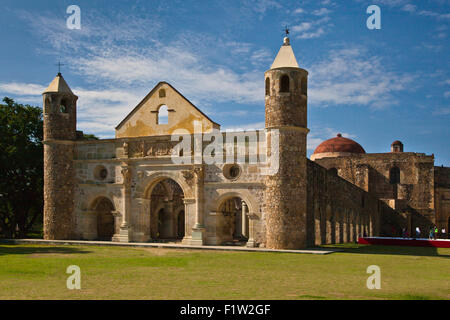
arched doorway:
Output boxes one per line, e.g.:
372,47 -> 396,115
92,197 -> 115,241
218,197 -> 249,245
149,178 -> 185,241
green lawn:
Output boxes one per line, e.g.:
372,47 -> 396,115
0,243 -> 448,300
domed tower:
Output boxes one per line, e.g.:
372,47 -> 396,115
311,133 -> 366,160
264,36 -> 309,249
42,73 -> 78,239
391,140 -> 404,153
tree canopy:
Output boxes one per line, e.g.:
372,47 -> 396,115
0,97 -> 43,238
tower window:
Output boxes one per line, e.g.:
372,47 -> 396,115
389,167 -> 400,184
60,100 -> 68,113
159,89 -> 166,98
280,75 -> 290,93
157,105 -> 169,125
265,78 -> 270,96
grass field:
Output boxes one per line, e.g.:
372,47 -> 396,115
0,243 -> 448,300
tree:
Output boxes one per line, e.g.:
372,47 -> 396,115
83,133 -> 99,141
0,97 -> 43,238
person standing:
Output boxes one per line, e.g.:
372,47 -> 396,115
429,227 -> 434,240
416,227 -> 421,239
434,226 -> 438,240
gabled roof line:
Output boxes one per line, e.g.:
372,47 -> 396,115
115,81 -> 220,130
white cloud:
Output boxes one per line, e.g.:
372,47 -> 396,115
292,22 -> 312,32
298,28 -> 325,39
418,10 -> 450,19
312,8 -> 331,16
433,107 -> 450,115
20,11 -> 268,108
306,47 -> 414,108
291,11 -> 332,39
294,8 -> 304,14
401,4 -> 417,13
0,83 -> 46,96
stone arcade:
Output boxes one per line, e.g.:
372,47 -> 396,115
42,36 -> 450,249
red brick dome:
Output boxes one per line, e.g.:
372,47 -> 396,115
313,133 -> 366,155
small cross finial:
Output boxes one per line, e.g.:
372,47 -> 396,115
284,26 -> 290,36
55,60 -> 65,75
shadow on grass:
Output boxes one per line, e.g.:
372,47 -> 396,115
0,245 -> 92,256
320,244 -> 450,258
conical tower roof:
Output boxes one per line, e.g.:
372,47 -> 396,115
270,37 -> 300,69
43,73 -> 74,94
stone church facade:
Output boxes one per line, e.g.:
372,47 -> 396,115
42,37 -> 450,249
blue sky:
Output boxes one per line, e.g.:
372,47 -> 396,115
0,0 -> 449,165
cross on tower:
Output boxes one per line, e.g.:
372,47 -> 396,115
284,26 -> 290,37
55,60 -> 65,75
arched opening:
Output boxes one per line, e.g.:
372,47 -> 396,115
60,98 -> 69,113
149,178 -> 184,241
157,105 -> 169,125
390,166 -> 400,184
280,75 -> 290,93
159,89 -> 166,98
265,77 -> 270,96
92,197 -> 115,241
218,197 -> 249,245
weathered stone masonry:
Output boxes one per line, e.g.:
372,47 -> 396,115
42,36 -> 449,248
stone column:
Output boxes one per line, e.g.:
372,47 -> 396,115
111,210 -> 122,242
349,211 -> 355,243
246,213 -> 258,247
190,166 -> 205,246
132,198 -> 150,242
336,211 -> 342,244
118,163 -> 131,242
241,201 -> 248,238
343,211 -> 348,243
314,208 -> 321,246
182,198 -> 195,244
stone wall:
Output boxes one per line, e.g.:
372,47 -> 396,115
306,159 -> 384,246
313,153 -> 435,235
434,166 -> 450,235
72,131 -> 268,246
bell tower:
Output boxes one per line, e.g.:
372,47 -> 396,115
264,36 -> 309,249
42,72 -> 78,239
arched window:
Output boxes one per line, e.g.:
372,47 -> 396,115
265,77 -> 270,96
60,99 -> 68,113
280,75 -> 290,93
389,167 -> 400,184
157,105 -> 169,124
159,89 -> 166,98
